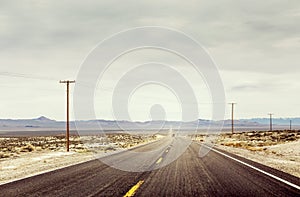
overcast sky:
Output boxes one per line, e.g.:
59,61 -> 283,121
0,0 -> 299,121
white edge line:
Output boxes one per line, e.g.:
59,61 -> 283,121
200,143 -> 300,191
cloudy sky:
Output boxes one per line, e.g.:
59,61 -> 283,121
0,0 -> 299,121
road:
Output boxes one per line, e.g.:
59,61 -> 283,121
1,136 -> 299,196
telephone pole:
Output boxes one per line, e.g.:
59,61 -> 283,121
268,113 -> 273,132
60,80 -> 75,152
229,103 -> 236,134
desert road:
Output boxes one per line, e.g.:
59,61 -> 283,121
1,136 -> 300,197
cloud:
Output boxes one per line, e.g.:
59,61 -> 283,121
0,0 -> 299,119
231,84 -> 259,92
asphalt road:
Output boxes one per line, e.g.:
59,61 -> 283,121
1,136 -> 300,197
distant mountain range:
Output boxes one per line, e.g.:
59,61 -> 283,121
240,118 -> 300,126
0,116 -> 299,132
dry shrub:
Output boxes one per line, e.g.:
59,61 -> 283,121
0,152 -> 10,158
35,146 -> 42,151
20,144 -> 35,152
233,142 -> 243,147
223,142 -> 234,147
263,141 -> 274,146
245,146 -> 264,151
75,149 -> 90,153
224,141 -> 246,148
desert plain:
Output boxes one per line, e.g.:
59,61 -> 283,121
0,130 -> 299,185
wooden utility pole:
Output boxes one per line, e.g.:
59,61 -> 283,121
268,113 -> 273,132
229,103 -> 236,134
60,80 -> 75,151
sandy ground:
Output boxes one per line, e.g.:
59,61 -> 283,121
215,141 -> 300,177
210,130 -> 300,178
0,134 -> 158,185
0,150 -> 95,185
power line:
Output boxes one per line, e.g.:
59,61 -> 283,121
0,71 -> 59,81
0,71 -> 225,107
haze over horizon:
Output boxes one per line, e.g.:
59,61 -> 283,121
0,1 -> 299,121
1,115 -> 300,124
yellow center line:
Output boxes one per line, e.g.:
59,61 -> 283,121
124,180 -> 144,197
156,157 -> 163,164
